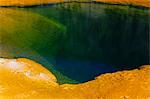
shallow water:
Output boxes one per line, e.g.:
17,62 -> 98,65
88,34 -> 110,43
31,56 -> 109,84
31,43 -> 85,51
0,3 -> 149,84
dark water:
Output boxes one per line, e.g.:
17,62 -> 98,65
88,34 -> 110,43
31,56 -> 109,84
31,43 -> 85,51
0,3 -> 149,84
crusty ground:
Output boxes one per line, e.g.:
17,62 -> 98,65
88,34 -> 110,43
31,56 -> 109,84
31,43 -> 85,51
0,0 -> 149,7
0,58 -> 149,99
0,0 -> 64,6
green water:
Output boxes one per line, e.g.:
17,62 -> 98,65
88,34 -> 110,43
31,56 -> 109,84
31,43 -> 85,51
0,3 -> 149,84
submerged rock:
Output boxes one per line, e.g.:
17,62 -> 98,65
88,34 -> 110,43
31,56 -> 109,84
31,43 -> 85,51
0,8 -> 79,84
0,58 -> 149,98
0,8 -> 66,58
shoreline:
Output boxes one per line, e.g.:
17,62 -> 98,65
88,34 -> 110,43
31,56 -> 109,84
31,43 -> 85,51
0,0 -> 149,8
0,58 -> 149,98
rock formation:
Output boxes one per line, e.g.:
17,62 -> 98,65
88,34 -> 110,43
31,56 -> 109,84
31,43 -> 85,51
0,58 -> 149,98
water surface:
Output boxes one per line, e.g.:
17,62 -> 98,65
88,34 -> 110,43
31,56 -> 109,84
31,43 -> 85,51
0,3 -> 149,84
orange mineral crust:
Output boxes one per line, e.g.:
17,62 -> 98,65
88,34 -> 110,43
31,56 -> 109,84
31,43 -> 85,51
0,0 -> 64,6
0,58 -> 150,99
0,0 -> 149,7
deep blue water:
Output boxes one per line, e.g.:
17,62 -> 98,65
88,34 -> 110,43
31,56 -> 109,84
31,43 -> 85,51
0,3 -> 149,84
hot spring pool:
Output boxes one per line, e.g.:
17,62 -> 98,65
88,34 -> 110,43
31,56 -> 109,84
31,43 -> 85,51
0,3 -> 149,84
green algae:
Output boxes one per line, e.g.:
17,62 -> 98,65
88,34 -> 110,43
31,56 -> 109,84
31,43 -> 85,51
0,8 -> 78,84
0,3 -> 149,84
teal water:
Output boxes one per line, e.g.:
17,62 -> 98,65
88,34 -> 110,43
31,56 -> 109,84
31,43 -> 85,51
0,3 -> 149,84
